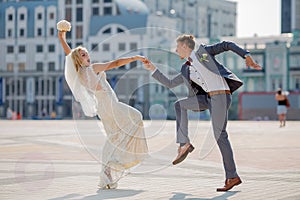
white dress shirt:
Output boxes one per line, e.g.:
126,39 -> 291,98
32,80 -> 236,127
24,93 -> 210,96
189,51 -> 230,92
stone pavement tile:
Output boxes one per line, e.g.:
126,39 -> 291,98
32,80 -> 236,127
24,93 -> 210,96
0,120 -> 300,200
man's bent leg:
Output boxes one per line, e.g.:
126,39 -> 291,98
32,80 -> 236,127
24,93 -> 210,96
174,95 -> 208,144
173,95 -> 208,165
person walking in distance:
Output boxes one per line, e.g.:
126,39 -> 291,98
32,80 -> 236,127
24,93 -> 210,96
275,88 -> 289,127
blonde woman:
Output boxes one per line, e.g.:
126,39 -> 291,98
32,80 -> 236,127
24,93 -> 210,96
57,20 -> 148,189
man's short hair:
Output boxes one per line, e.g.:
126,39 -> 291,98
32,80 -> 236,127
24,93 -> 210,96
176,34 -> 195,50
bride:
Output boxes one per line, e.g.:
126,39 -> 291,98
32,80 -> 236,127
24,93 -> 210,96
57,20 -> 148,189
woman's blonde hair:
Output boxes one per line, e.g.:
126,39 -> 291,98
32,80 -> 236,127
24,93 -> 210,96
176,34 -> 196,50
71,46 -> 88,72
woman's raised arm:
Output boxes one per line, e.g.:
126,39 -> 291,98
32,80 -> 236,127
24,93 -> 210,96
58,31 -> 71,55
92,55 -> 147,73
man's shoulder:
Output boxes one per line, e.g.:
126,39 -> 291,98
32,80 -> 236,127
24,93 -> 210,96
199,43 -> 206,48
195,45 -> 206,54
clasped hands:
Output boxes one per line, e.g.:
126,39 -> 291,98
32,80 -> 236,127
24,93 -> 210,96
135,56 -> 156,71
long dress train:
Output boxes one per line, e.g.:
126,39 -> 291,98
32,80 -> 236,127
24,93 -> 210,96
94,71 -> 148,188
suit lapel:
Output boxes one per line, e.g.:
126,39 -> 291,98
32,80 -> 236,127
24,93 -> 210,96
181,64 -> 191,83
195,45 -> 220,74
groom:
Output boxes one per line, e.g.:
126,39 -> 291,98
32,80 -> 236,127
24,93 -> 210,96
144,34 -> 261,191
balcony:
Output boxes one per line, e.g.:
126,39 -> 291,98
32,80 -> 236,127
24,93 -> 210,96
289,66 -> 300,71
242,68 -> 265,77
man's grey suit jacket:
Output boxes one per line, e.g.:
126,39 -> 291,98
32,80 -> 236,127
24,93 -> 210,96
152,41 -> 249,96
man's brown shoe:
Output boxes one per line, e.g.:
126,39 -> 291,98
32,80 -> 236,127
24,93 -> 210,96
172,143 -> 194,165
216,177 -> 242,192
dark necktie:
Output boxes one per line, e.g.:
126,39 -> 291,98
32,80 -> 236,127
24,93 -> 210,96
185,57 -> 193,66
185,60 -> 191,66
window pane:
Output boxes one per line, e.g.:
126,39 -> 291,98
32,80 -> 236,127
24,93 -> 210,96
8,14 -> 13,21
92,7 -> 99,15
37,28 -> 42,36
117,28 -> 124,33
118,43 -> 125,51
50,28 -> 54,36
37,13 -> 42,20
18,63 -> 25,71
91,43 -> 98,51
36,62 -> 43,71
130,61 -> 137,69
104,7 -> 112,15
76,25 -> 83,39
295,78 -> 300,89
103,43 -> 110,51
7,46 -> 14,53
49,12 -> 55,19
76,8 -> 83,21
7,63 -> 14,71
8,29 -> 12,37
65,8 -> 72,22
103,28 -> 111,34
19,45 -> 26,53
130,42 -> 137,50
48,45 -> 55,52
49,62 -> 55,71
20,14 -> 24,20
36,45 -> 43,53
19,29 -> 24,37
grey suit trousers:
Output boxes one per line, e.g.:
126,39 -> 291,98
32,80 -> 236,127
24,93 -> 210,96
174,93 -> 238,179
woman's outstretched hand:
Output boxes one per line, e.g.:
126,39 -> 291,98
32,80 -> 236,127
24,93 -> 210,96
134,55 -> 148,63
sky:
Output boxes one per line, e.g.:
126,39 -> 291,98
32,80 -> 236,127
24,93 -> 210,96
228,0 -> 281,37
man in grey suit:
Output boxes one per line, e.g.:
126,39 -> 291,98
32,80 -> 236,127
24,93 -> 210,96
144,34 -> 261,191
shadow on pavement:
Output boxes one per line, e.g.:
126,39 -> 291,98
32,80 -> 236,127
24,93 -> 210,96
49,189 -> 145,200
83,189 -> 145,200
170,191 -> 240,200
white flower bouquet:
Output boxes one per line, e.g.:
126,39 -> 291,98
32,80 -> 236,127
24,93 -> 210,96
56,20 -> 71,32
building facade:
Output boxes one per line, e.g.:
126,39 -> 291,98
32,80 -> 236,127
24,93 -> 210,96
0,0 -> 62,119
142,0 -> 237,38
0,0 -> 299,120
0,0 -> 150,119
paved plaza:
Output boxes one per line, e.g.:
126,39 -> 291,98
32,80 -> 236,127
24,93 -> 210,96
0,120 -> 300,200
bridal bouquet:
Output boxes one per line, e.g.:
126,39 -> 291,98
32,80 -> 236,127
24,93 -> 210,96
57,20 -> 71,32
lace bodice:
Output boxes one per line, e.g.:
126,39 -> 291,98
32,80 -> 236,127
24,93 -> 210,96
78,66 -> 104,92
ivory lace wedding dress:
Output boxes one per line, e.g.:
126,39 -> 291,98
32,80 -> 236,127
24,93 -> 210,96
74,64 -> 148,189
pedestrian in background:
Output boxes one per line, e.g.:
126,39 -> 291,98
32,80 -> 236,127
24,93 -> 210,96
275,88 -> 289,127
6,107 -> 12,120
